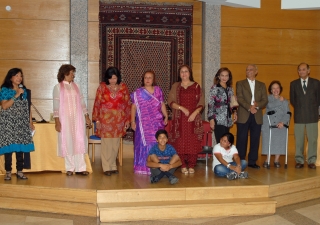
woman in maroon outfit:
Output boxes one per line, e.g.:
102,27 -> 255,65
168,65 -> 204,174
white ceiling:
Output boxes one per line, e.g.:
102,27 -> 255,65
202,0 -> 320,10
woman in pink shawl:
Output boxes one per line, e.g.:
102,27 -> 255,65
131,70 -> 168,175
53,64 -> 91,176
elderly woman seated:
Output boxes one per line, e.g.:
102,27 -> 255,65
212,132 -> 248,180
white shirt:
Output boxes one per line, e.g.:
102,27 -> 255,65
247,78 -> 255,105
300,77 -> 309,94
212,144 -> 239,171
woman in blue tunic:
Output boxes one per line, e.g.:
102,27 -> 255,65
0,68 -> 35,180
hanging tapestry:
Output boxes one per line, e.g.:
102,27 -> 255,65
99,1 -> 193,100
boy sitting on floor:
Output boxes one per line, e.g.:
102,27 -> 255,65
147,129 -> 182,185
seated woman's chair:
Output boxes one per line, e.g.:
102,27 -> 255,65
198,121 -> 213,166
87,122 -> 123,166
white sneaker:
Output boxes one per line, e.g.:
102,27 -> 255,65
226,171 -> 238,180
238,171 -> 249,179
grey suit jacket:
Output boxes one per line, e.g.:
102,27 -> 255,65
236,79 -> 268,124
290,77 -> 320,123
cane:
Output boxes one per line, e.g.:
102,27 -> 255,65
266,110 -> 276,169
284,112 -> 292,169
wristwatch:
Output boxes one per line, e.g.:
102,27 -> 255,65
227,164 -> 231,169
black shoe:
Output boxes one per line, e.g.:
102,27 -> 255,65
274,162 -> 281,168
150,176 -> 160,183
75,171 -> 89,176
111,170 -> 119,174
104,171 -> 112,176
248,164 -> 260,169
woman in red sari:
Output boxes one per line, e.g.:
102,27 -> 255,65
92,67 -> 131,176
168,65 -> 204,174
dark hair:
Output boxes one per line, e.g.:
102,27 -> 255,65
1,68 -> 24,89
57,64 -> 76,83
297,62 -> 310,70
220,132 -> 234,145
177,65 -> 194,82
268,80 -> 283,94
141,70 -> 156,86
104,67 -> 121,85
155,129 -> 168,139
214,67 -> 232,86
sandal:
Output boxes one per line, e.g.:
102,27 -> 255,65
66,171 -> 73,176
75,171 -> 89,176
16,171 -> 28,180
181,167 -> 188,174
188,168 -> 195,174
4,171 -> 11,181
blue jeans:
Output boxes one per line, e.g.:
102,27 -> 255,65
214,160 -> 247,177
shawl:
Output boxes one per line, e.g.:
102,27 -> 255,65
59,82 -> 85,157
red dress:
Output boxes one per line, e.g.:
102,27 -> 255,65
168,82 -> 204,168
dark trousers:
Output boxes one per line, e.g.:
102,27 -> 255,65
214,125 -> 230,143
150,168 -> 176,177
5,152 -> 24,172
236,114 -> 262,165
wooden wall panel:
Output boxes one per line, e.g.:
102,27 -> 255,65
221,27 -> 320,65
0,20 -> 69,61
192,62 -> 202,85
221,0 -> 320,30
88,22 -> 99,62
193,1 -> 202,25
88,0 -> 99,22
0,0 -> 69,21
192,25 -> 202,63
88,62 -> 100,99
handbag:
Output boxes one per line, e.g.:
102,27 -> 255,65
230,95 -> 239,108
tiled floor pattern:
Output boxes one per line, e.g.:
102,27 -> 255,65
1,198 -> 320,225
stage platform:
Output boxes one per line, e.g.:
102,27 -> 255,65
0,145 -> 320,223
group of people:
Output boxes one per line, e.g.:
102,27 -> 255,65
203,63 -> 319,180
0,62 -> 319,183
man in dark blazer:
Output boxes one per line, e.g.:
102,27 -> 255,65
290,63 -> 320,169
236,64 -> 268,169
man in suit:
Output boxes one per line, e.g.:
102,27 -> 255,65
290,63 -> 320,169
236,64 -> 268,169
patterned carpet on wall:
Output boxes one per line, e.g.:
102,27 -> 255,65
99,1 -> 193,101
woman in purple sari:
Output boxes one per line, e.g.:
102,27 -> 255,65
131,70 -> 168,175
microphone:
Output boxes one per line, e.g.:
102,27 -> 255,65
18,84 -> 23,100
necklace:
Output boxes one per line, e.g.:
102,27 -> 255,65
109,85 -> 118,91
108,85 -> 119,99
181,81 -> 192,89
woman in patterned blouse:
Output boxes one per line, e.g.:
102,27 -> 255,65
207,67 -> 237,144
92,67 -> 131,176
0,68 -> 35,180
